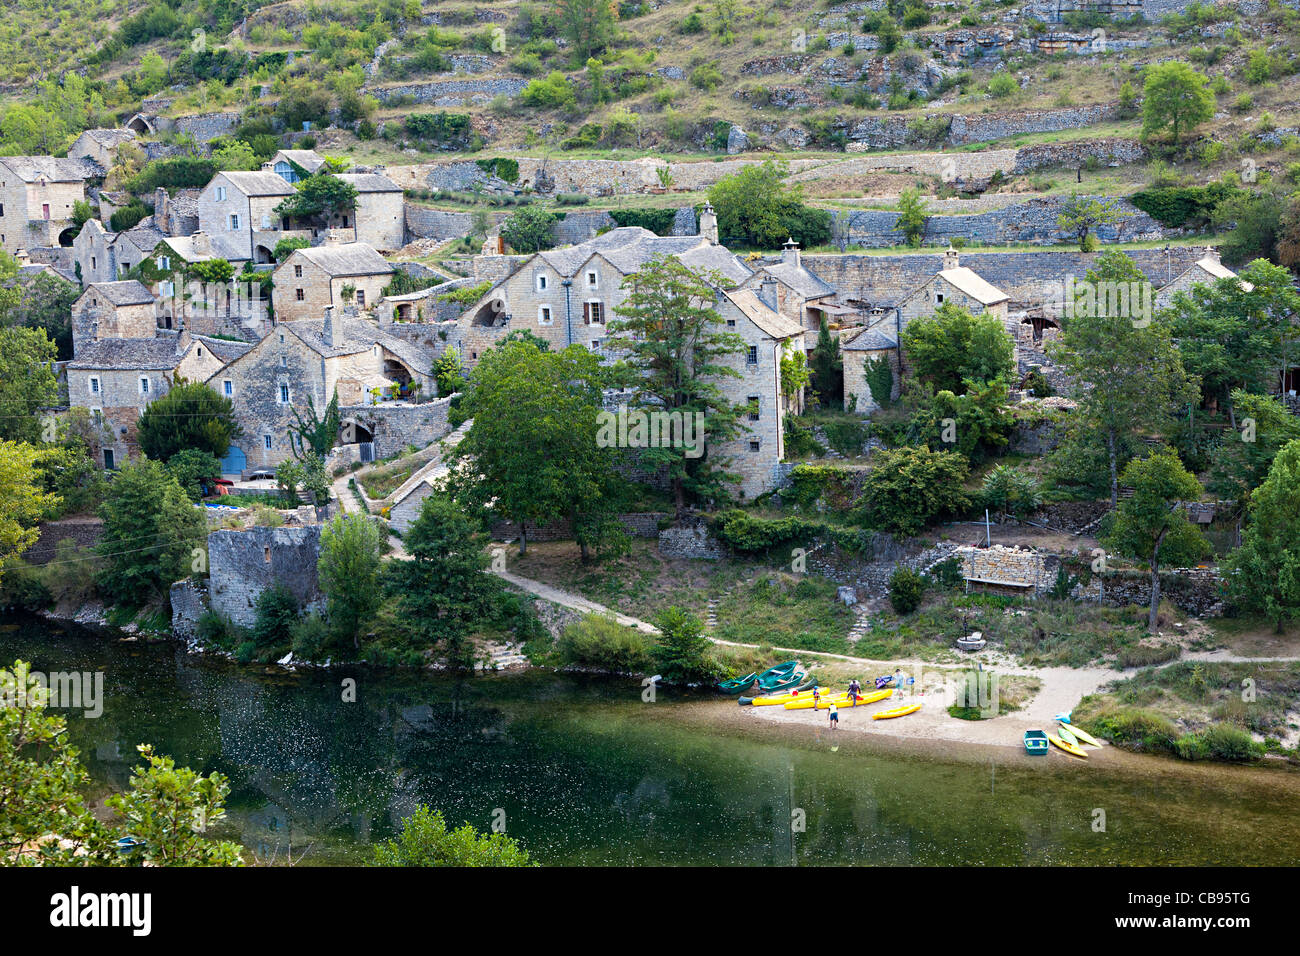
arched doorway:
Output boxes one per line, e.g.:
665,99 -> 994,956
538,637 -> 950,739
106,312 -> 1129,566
255,244 -> 276,264
58,227 -> 77,247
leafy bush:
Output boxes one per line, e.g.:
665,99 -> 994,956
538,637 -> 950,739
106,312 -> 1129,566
558,614 -> 654,672
653,606 -> 722,683
608,207 -> 679,235
1130,182 -> 1244,228
250,582 -> 298,651
888,567 -> 926,613
859,447 -> 972,536
988,73 -> 1018,98
475,157 -> 520,183
783,417 -> 827,458
402,112 -> 472,146
1174,723 -> 1261,761
520,72 -> 577,109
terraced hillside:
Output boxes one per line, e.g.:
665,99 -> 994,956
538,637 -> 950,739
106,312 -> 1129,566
0,0 -> 1297,260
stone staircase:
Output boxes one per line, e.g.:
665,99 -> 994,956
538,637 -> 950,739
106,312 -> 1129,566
478,641 -> 528,671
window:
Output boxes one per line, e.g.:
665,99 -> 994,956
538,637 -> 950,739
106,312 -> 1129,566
103,449 -> 115,470
748,395 -> 760,422
536,274 -> 548,292
263,546 -> 271,564
196,346 -> 203,358
935,292 -> 944,304
280,356 -> 287,368
120,263 -> 129,274
159,256 -> 170,270
263,435 -> 273,450
294,265 -> 302,278
89,376 -> 100,394
91,408 -> 103,425
42,203 -> 50,220
91,256 -> 96,269
161,281 -> 174,296
261,215 -> 271,230
223,380 -> 233,396
295,289 -> 304,301
279,333 -> 285,343
749,441 -> 761,452
215,186 -> 227,202
726,318 -> 736,327
747,345 -> 758,365
356,289 -> 365,306
584,301 -> 603,325
279,384 -> 290,404
229,214 -> 240,230
538,305 -> 553,326
586,271 -> 598,288
139,377 -> 149,395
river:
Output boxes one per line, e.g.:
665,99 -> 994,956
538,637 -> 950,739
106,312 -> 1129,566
3,616 -> 1299,866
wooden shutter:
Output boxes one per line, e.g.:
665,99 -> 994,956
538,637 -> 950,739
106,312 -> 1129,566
583,301 -> 591,325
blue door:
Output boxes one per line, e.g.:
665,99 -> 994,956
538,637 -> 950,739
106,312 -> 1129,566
220,446 -> 247,477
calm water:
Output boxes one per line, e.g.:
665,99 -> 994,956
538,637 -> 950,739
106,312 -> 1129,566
4,616 -> 1299,866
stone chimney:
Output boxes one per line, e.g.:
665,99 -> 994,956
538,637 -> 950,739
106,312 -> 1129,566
758,275 -> 779,312
323,229 -> 343,245
943,243 -> 959,271
14,248 -> 29,266
261,162 -> 274,172
1204,245 -> 1220,263
323,305 -> 335,348
191,231 -> 212,256
154,187 -> 170,233
782,238 -> 800,269
699,201 -> 718,244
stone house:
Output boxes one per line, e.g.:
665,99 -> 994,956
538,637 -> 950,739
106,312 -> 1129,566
196,170 -> 297,263
739,239 -> 848,351
205,307 -> 435,475
1154,246 -> 1248,310
269,149 -> 329,183
451,225 -> 803,498
152,233 -> 271,338
895,245 -> 1010,335
67,129 -> 139,170
333,172 -> 405,252
272,240 -> 394,323
71,216 -> 167,286
66,337 -> 181,469
841,326 -> 900,414
0,156 -> 95,253
71,280 -> 158,352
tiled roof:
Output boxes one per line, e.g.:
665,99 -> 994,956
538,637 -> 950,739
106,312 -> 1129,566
534,228 -> 752,286
759,259 -> 836,300
0,155 -> 98,182
82,280 -> 156,306
841,327 -> 898,351
218,170 -> 297,197
936,266 -> 1009,305
292,242 -> 394,277
190,334 -> 255,363
285,316 -> 430,372
274,150 -> 328,173
335,172 -> 401,193
723,288 -> 804,339
68,337 -> 179,370
78,129 -> 138,147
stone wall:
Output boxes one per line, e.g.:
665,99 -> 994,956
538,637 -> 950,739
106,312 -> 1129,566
947,105 -> 1117,145
207,524 -> 325,628
168,578 -> 208,641
832,195 -> 1168,248
23,517 -> 104,565
1089,567 -> 1225,617
371,77 -> 527,106
1012,138 -> 1146,174
172,112 -> 241,144
959,544 -> 1057,595
658,523 -> 728,559
490,512 -> 668,542
804,246 -> 1206,305
338,397 -> 453,460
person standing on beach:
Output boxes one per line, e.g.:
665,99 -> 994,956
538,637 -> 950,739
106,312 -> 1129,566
828,701 -> 839,729
812,685 -> 821,710
848,678 -> 860,704
892,668 -> 903,699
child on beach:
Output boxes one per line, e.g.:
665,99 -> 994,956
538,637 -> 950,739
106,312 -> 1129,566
828,702 -> 838,729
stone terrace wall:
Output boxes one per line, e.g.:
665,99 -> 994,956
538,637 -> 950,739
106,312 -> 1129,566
804,246 -> 1206,304
339,398 -> 453,460
23,517 -> 103,565
171,112 -> 240,143
959,545 -> 1057,594
1012,138 -> 1146,174
832,195 -> 1168,248
947,105 -> 1118,145
372,77 -> 527,106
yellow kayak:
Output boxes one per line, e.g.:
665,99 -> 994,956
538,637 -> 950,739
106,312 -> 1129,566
871,703 -> 921,720
1060,723 -> 1102,747
1048,733 -> 1088,758
785,689 -> 893,711
752,686 -> 824,707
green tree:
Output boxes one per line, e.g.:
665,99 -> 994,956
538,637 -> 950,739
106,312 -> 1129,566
707,160 -> 828,249
0,441 -> 58,584
1141,60 -> 1215,146
1224,440 -> 1300,630
317,512 -> 385,651
288,390 -> 341,459
895,187 -> 928,246
809,317 -> 844,407
433,346 -> 467,396
104,745 -> 243,866
96,457 -> 206,606
1165,259 -> 1300,417
137,380 -> 242,461
165,448 -> 222,501
1207,390 -> 1300,501
2,271 -> 79,360
1057,194 -> 1122,251
1105,450 -> 1210,629
371,806 -> 534,866
555,0 -> 617,60
900,302 -> 1015,394
450,338 -> 616,556
982,464 -> 1043,519
1049,250 -> 1196,507
607,255 -> 747,515
653,606 -> 719,683
499,204 -> 558,253
385,494 -> 504,668
0,327 -> 58,444
859,446 -> 971,536
864,355 -> 894,409
274,173 -> 359,226
251,582 -> 299,649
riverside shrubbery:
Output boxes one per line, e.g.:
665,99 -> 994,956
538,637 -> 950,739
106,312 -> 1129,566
558,614 -> 654,673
